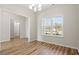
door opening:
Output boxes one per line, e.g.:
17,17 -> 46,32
10,14 -> 30,42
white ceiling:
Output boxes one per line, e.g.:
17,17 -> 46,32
17,4 -> 52,12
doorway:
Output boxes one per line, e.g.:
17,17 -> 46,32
10,13 -> 30,41
14,21 -> 20,39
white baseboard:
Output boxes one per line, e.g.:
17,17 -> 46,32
37,40 -> 77,50
28,39 -> 36,42
0,39 -> 10,43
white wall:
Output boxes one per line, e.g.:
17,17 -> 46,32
0,5 -> 37,42
77,5 -> 79,51
0,10 -> 10,42
0,9 -> 2,41
37,5 -> 78,49
30,14 -> 37,40
0,9 -> 1,50
19,17 -> 27,38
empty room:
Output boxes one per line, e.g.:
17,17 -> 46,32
0,4 -> 79,55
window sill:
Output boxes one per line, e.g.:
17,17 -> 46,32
41,34 -> 64,38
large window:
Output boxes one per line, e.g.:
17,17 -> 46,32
41,16 -> 63,36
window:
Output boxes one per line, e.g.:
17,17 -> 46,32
41,16 -> 63,36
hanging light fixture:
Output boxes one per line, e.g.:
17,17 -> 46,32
29,4 -> 42,12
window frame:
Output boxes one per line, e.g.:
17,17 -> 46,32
40,16 -> 64,37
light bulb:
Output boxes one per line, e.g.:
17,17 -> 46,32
38,4 -> 42,11
38,4 -> 42,8
29,5 -> 32,9
34,7 -> 37,12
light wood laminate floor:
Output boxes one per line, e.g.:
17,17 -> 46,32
0,39 -> 79,55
